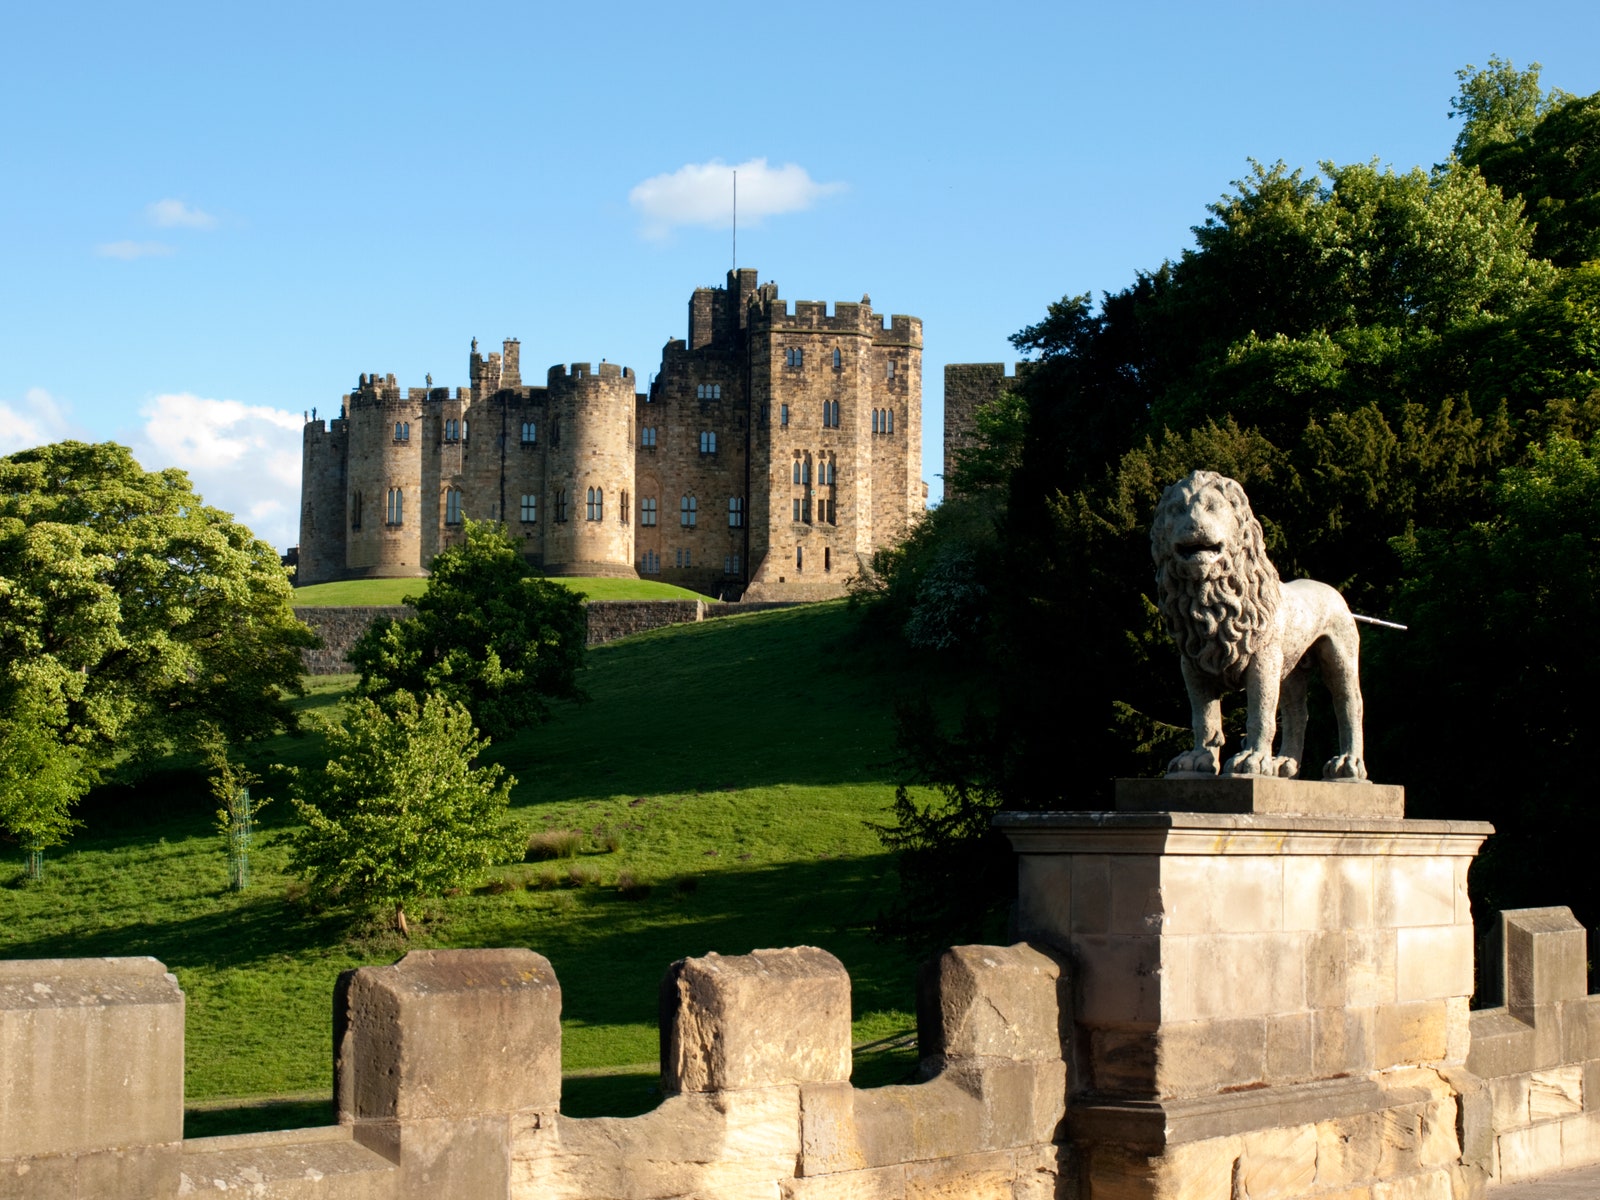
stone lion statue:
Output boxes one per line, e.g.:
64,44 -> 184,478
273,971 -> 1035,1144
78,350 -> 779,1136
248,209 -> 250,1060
1151,470 -> 1366,781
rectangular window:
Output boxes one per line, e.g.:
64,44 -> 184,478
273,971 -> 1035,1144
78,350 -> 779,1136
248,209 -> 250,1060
445,488 -> 462,525
728,496 -> 743,527
641,426 -> 657,448
780,404 -> 789,428
393,422 -> 409,442
824,547 -> 832,571
827,499 -> 836,524
887,359 -> 896,381
785,347 -> 804,368
793,498 -> 800,522
700,430 -> 717,454
520,494 -> 537,522
796,545 -> 803,570
641,497 -> 657,526
555,490 -> 568,522
680,495 -> 697,527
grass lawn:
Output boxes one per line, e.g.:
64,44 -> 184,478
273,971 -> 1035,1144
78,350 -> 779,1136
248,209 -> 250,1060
0,603 -> 971,1132
293,576 -> 710,606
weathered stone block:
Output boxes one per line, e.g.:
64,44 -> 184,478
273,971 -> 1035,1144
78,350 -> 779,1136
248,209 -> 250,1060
1316,1110 -> 1385,1189
904,1149 -> 1016,1198
1496,1119 -> 1564,1183
1504,908 -> 1588,1015
1528,1065 -> 1584,1120
1070,855 -> 1112,936
1374,1001 -> 1450,1069
1159,855 -> 1283,935
1374,858 -> 1457,929
0,957 -> 183,1161
1488,1073 -> 1530,1130
1084,1137 -> 1240,1200
1396,925 -> 1474,1003
1153,1018 -> 1267,1098
1286,855 -> 1375,933
1239,1123 -> 1317,1197
1314,1007 -> 1376,1078
516,1086 -> 802,1198
916,943 -> 1065,1063
1163,932 -> 1305,1022
335,948 -> 560,1123
1466,1009 -> 1533,1079
1073,936 -> 1162,1025
1371,1167 -> 1453,1200
178,1128 -> 398,1200
1113,776 -> 1404,819
1558,1109 -> 1600,1170
1016,857 -> 1073,945
783,1164 -> 907,1198
663,947 -> 851,1093
1265,1012 -> 1314,1083
1108,857 -> 1164,936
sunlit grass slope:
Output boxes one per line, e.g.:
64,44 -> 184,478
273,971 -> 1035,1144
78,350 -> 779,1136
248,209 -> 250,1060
0,603 -> 949,1128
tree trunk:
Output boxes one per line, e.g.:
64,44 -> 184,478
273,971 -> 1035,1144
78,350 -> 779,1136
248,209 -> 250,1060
395,904 -> 409,937
24,845 -> 43,882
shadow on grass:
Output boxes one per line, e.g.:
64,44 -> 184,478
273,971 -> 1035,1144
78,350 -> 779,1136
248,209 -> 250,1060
184,1098 -> 335,1140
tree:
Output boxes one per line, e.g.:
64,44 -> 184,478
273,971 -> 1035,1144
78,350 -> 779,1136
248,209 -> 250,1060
288,692 -> 522,934
0,442 -> 316,758
0,704 -> 92,881
349,520 -> 587,739
202,732 -> 267,892
1448,56 -> 1571,164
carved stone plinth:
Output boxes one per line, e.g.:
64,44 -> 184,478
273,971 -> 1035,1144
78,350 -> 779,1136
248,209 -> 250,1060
996,779 -> 1495,1199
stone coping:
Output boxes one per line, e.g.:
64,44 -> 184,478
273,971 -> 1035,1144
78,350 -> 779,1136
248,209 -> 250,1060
994,810 -> 1494,857
1067,1075 -> 1402,1150
1116,775 -> 1405,819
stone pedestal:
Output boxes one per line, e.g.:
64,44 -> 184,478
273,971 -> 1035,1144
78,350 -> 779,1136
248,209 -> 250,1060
996,778 -> 1495,1200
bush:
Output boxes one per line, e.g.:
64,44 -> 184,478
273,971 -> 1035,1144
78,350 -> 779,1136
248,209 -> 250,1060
526,829 -> 583,861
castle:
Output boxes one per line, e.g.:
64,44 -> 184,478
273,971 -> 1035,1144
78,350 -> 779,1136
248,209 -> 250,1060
298,269 -> 928,601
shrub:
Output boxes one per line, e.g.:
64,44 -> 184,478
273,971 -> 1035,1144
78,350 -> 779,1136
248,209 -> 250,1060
526,829 -> 583,861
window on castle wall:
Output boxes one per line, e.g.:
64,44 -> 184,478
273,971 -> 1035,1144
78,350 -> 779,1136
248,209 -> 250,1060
793,499 -> 800,522
520,494 -> 537,522
713,384 -> 721,399
700,431 -> 717,454
386,488 -> 403,525
796,545 -> 803,571
552,418 -> 561,448
445,489 -> 462,525
521,421 -> 536,445
801,459 -> 811,485
888,360 -> 896,381
785,348 -> 805,368
555,490 -> 567,522
780,404 -> 789,428
621,491 -> 630,524
462,419 -> 469,441
887,409 -> 894,433
728,496 -> 743,527
351,492 -> 362,530
586,487 -> 604,521
825,548 -> 832,572
827,499 -> 836,524
681,495 -> 697,527
833,348 -> 842,369
394,422 -> 410,442
641,426 -> 656,448
641,497 -> 657,526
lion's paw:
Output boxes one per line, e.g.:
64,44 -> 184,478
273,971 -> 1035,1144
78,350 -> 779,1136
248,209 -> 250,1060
1276,757 -> 1300,779
1223,749 -> 1284,778
1322,754 -> 1368,782
1166,748 -> 1220,776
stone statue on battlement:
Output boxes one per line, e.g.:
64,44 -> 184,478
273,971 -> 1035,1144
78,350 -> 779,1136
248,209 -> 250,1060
1151,470 -> 1367,782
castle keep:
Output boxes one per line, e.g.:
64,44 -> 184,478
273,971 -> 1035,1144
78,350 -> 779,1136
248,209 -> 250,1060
298,269 -> 924,600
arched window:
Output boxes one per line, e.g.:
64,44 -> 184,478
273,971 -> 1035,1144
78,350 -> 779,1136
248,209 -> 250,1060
872,409 -> 880,434
462,419 -> 468,441
444,488 -> 462,525
386,488 -> 404,525
886,409 -> 894,433
832,348 -> 842,369
680,495 -> 697,527
521,421 -> 536,445
801,459 -> 811,485
586,487 -> 603,521
641,426 -> 657,448
394,422 -> 410,442
792,459 -> 801,484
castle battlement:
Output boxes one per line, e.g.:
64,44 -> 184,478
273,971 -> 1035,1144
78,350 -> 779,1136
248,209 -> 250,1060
548,362 -> 634,383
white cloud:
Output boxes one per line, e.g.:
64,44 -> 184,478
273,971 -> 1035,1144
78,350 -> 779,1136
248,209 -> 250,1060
96,240 -> 174,260
133,393 -> 304,551
0,387 -> 79,455
147,198 -> 217,229
628,157 -> 845,239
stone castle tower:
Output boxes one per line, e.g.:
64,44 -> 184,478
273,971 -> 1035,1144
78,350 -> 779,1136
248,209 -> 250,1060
298,270 -> 924,600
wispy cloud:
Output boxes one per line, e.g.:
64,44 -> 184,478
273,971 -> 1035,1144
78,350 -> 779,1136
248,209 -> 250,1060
96,240 -> 174,260
133,393 -> 303,550
0,387 -> 80,455
629,157 -> 846,239
147,198 -> 217,229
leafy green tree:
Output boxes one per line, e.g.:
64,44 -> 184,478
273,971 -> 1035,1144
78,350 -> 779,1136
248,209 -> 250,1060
202,732 -> 267,891
0,442 -> 315,758
1448,56 -> 1571,164
0,704 -> 92,881
288,692 -> 521,934
349,520 -> 587,739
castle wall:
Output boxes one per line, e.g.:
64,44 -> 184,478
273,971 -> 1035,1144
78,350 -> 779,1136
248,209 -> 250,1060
298,272 -> 924,599
541,363 -> 637,578
298,418 -> 348,586
942,362 -> 1029,495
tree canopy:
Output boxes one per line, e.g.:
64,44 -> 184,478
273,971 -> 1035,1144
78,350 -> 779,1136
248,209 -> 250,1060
873,59 -> 1600,946
288,692 -> 521,934
348,519 -> 587,739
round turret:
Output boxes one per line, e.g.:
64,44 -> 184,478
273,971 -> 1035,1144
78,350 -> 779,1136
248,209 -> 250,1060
541,362 -> 637,577
343,379 -> 426,578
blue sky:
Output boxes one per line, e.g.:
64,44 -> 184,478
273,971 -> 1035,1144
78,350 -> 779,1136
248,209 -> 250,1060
2,1 -> 1597,552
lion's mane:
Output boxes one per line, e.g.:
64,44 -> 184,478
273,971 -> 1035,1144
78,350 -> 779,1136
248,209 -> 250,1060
1151,471 -> 1283,689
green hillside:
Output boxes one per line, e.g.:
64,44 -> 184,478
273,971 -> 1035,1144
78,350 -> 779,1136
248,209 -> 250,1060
0,603 -> 959,1132
293,575 -> 708,605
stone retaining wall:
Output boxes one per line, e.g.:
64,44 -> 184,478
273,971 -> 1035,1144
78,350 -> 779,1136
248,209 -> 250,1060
296,600 -> 812,672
